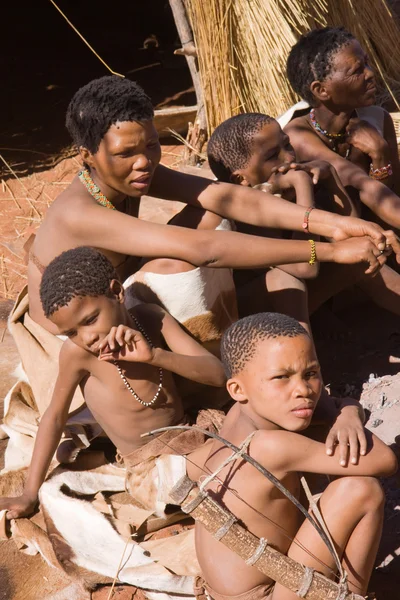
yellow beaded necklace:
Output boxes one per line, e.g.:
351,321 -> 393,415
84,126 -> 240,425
78,167 -> 116,210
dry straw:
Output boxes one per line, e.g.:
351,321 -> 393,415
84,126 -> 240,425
186,0 -> 400,134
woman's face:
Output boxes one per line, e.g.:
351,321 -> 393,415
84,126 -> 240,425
83,120 -> 161,199
319,39 -> 376,110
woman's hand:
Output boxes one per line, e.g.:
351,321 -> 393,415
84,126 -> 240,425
0,494 -> 38,519
346,118 -> 388,159
98,325 -> 155,363
330,215 -> 400,256
331,236 -> 390,275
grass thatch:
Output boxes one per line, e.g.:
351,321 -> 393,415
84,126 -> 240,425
186,0 -> 400,133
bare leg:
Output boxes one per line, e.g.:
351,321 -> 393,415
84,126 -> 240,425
236,267 -> 311,334
358,265 -> 400,316
307,263 -> 365,315
308,262 -> 400,319
271,477 -> 384,599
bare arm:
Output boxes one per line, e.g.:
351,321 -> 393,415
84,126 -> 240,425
256,428 -> 397,478
149,164 -> 391,249
286,122 -> 400,230
268,169 -> 320,279
0,343 -> 86,518
65,203 -> 387,274
98,307 -> 226,387
154,306 -> 226,386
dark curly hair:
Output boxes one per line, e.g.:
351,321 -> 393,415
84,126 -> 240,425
66,76 -> 154,154
287,27 -> 355,105
207,113 -> 272,182
40,247 -> 118,318
221,312 -> 308,378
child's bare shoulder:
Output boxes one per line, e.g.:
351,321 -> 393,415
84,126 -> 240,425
60,338 -> 92,372
251,429 -> 306,471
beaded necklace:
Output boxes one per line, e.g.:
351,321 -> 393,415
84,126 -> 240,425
309,109 -> 351,159
114,314 -> 163,407
78,167 -> 117,210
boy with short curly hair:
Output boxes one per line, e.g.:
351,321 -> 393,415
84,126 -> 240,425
189,312 -> 397,600
0,247 -> 226,519
207,112 -> 352,329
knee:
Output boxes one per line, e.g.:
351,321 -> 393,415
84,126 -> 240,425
266,268 -> 307,291
293,263 -> 320,280
331,476 -> 385,512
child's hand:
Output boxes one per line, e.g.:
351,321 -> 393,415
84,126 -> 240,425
331,236 -> 390,275
270,160 -> 334,185
325,400 -> 367,467
0,494 -> 38,519
98,325 -> 155,363
268,168 -> 314,204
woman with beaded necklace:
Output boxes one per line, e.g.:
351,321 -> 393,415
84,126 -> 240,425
282,27 -> 400,231
24,74 -> 396,335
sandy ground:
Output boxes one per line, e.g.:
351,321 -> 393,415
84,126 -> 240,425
1,152 -> 400,597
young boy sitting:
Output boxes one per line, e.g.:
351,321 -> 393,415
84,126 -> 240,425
188,313 -> 397,600
207,113 -> 400,325
0,247 -> 225,519
207,112 -> 350,330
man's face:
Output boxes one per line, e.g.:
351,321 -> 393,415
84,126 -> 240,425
85,119 -> 161,198
230,334 -> 322,432
50,292 -> 126,354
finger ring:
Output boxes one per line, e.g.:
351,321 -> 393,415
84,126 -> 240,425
379,250 -> 385,255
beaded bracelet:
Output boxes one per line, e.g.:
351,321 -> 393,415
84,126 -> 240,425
308,239 -> 317,266
369,162 -> 393,181
302,206 -> 315,233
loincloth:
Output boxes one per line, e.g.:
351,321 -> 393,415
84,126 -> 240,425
116,409 -> 224,515
194,576 -> 274,600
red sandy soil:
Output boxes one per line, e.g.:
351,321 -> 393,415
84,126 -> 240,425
1,152 -> 400,598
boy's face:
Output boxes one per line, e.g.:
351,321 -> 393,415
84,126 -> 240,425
234,120 -> 296,187
81,119 -> 162,199
50,286 -> 127,355
228,334 -> 322,432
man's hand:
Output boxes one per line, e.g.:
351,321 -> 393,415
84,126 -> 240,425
0,494 -> 37,519
98,325 -> 155,363
326,399 -> 367,467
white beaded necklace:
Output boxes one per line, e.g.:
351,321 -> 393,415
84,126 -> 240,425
114,314 -> 163,407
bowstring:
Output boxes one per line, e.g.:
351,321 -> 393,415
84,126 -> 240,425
147,431 -> 340,581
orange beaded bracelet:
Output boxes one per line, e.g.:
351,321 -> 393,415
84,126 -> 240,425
302,206 -> 315,233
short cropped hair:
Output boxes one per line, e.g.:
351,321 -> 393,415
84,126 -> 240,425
40,247 -> 118,318
287,27 -> 355,105
207,113 -> 272,182
221,312 -> 308,378
66,75 -> 154,153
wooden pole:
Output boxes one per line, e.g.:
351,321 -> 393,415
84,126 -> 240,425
168,0 -> 207,164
